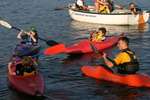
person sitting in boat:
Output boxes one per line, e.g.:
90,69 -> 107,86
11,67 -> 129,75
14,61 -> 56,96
128,2 -> 141,15
109,0 -> 123,11
15,56 -> 37,76
95,0 -> 112,13
75,0 -> 88,10
90,27 -> 106,42
102,36 -> 139,74
17,27 -> 38,45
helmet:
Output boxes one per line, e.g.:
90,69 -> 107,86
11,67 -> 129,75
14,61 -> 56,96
30,26 -> 37,32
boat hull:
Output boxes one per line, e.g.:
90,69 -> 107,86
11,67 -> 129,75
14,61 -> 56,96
65,36 -> 119,54
69,9 -> 149,25
81,66 -> 150,88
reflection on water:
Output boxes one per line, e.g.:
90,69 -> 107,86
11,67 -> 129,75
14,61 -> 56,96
70,20 -> 150,34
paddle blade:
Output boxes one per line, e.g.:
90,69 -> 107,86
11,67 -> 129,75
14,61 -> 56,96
44,44 -> 66,55
0,20 -> 12,29
38,37 -> 59,46
46,40 -> 59,46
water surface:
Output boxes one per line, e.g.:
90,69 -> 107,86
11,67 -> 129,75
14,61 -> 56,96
0,0 -> 150,100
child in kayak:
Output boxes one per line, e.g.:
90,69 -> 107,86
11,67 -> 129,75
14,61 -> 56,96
102,36 -> 139,74
90,27 -> 106,42
17,27 -> 38,45
15,56 -> 37,76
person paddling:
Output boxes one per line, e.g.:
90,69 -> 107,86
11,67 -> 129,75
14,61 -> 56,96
17,27 -> 38,45
14,27 -> 40,58
102,36 -> 139,74
90,27 -> 106,42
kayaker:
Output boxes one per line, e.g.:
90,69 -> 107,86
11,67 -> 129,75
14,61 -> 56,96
15,56 -> 37,76
17,27 -> 38,45
90,27 -> 106,42
102,36 -> 139,74
128,2 -> 141,15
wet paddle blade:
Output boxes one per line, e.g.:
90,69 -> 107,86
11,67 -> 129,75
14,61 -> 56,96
0,20 -> 21,31
44,44 -> 66,55
0,20 -> 12,29
46,40 -> 59,46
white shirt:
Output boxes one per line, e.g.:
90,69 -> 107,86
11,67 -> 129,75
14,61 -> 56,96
76,0 -> 84,6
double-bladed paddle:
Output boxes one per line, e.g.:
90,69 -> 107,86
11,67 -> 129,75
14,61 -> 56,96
89,42 -> 100,54
0,19 -> 58,46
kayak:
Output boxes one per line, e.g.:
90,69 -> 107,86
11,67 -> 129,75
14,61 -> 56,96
8,59 -> 45,96
81,66 -> 150,88
44,35 -> 120,55
13,43 -> 40,57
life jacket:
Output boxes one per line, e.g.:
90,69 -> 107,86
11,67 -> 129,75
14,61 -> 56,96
117,49 -> 139,74
90,31 -> 105,42
99,5 -> 110,13
15,58 -> 37,76
98,0 -> 110,13
23,71 -> 36,77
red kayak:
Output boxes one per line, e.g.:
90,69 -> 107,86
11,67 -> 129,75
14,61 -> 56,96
44,35 -> 120,55
8,61 -> 45,96
81,66 -> 150,88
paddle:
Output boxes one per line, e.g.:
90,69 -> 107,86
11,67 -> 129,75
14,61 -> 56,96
0,20 -> 59,46
89,42 -> 100,54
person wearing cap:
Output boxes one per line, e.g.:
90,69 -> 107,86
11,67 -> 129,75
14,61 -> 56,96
17,27 -> 38,45
90,27 -> 106,42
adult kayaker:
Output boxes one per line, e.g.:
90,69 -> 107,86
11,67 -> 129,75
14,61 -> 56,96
17,27 -> 38,45
15,56 -> 37,76
90,27 -> 106,42
102,36 -> 139,74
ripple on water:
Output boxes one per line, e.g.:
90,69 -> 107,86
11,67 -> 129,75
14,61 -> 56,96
1,0 -> 150,100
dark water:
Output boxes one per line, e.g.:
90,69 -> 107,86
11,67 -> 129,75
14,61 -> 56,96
0,0 -> 150,100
